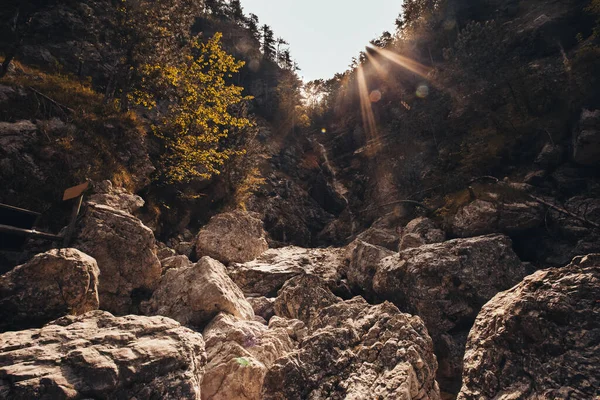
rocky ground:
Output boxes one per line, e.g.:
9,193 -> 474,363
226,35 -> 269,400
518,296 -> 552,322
0,181 -> 598,399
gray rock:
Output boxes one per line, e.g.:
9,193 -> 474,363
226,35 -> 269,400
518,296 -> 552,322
274,274 -> 341,326
534,143 -> 563,168
202,313 -> 295,400
74,203 -> 162,315
229,246 -> 345,297
0,249 -> 99,331
142,257 -> 254,328
262,297 -> 441,400
458,254 -> 600,400
196,210 -> 269,264
87,180 -> 145,214
347,240 -> 394,296
0,311 -> 206,399
0,120 -> 38,154
404,217 -> 446,244
374,234 -> 526,394
161,255 -> 192,273
573,109 -> 600,167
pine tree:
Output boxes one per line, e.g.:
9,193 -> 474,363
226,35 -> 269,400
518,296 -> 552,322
261,24 -> 276,60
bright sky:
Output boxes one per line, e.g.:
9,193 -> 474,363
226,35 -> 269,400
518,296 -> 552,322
240,0 -> 402,82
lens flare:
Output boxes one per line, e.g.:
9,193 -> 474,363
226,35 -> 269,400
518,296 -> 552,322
321,128 -> 327,134
416,84 -> 429,98
367,46 -> 432,79
369,90 -> 382,103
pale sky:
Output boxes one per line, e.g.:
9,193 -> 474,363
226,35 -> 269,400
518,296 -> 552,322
240,0 -> 402,82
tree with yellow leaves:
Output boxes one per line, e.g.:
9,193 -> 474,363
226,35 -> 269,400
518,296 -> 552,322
133,33 -> 254,184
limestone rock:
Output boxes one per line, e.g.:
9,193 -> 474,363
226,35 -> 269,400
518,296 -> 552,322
262,297 -> 440,400
0,120 -> 37,154
374,234 -> 526,394
87,180 -> 145,214
458,254 -> 600,400
403,217 -> 446,245
452,198 -> 543,237
573,109 -> 600,167
273,274 -> 341,325
196,210 -> 268,264
355,226 -> 400,251
0,249 -> 99,331
143,256 -> 254,328
347,240 -> 394,296
534,143 -> 563,168
268,316 -> 308,342
161,255 -> 192,273
248,296 -> 276,321
202,313 -> 295,400
74,203 -> 162,315
229,246 -> 345,297
0,311 -> 206,399
399,233 -> 427,251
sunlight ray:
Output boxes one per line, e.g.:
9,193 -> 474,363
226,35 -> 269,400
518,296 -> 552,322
368,46 -> 432,79
357,66 -> 380,154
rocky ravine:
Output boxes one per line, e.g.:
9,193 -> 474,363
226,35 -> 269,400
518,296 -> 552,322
0,192 -> 599,399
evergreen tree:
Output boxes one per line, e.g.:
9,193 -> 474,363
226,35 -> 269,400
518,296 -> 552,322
261,24 -> 276,60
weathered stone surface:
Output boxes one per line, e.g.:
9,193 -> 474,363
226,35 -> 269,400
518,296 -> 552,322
0,249 -> 99,331
373,234 -> 526,394
268,316 -> 308,342
355,226 -> 400,251
458,254 -> 600,400
196,210 -> 269,264
143,256 -> 254,328
262,297 -> 440,400
248,296 -> 276,322
74,203 -> 162,315
399,233 -> 427,251
534,143 -> 563,168
0,311 -> 207,399
0,120 -> 37,154
346,240 -> 394,296
87,180 -> 145,214
229,246 -> 345,297
573,109 -> 600,167
202,313 -> 295,400
452,198 -> 543,237
161,255 -> 192,273
273,274 -> 341,325
403,217 -> 446,245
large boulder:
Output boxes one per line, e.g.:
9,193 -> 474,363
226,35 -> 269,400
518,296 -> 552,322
400,217 -> 446,251
573,109 -> 600,167
459,254 -> 600,400
346,240 -> 395,297
262,297 -> 441,400
196,210 -> 269,264
87,180 -> 145,214
229,246 -> 345,297
0,248 -> 99,331
142,257 -> 254,328
0,311 -> 207,399
201,313 -> 295,400
74,203 -> 162,315
373,234 -> 527,395
273,274 -> 341,325
452,198 -> 544,237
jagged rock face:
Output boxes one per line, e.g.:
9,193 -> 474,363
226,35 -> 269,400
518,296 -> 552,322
0,311 -> 207,399
229,246 -> 346,297
0,248 -> 99,332
160,255 -> 192,274
373,234 -> 526,394
201,313 -> 295,400
262,297 -> 441,400
534,143 -> 564,168
247,296 -> 276,321
143,257 -> 254,328
459,254 -> 600,400
354,226 -> 400,251
196,210 -> 269,264
452,198 -> 544,237
87,180 -> 145,214
273,274 -> 341,325
346,240 -> 394,297
573,109 -> 600,167
74,203 -> 162,315
402,217 -> 446,247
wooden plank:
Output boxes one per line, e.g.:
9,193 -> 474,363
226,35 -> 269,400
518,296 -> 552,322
63,182 -> 89,201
